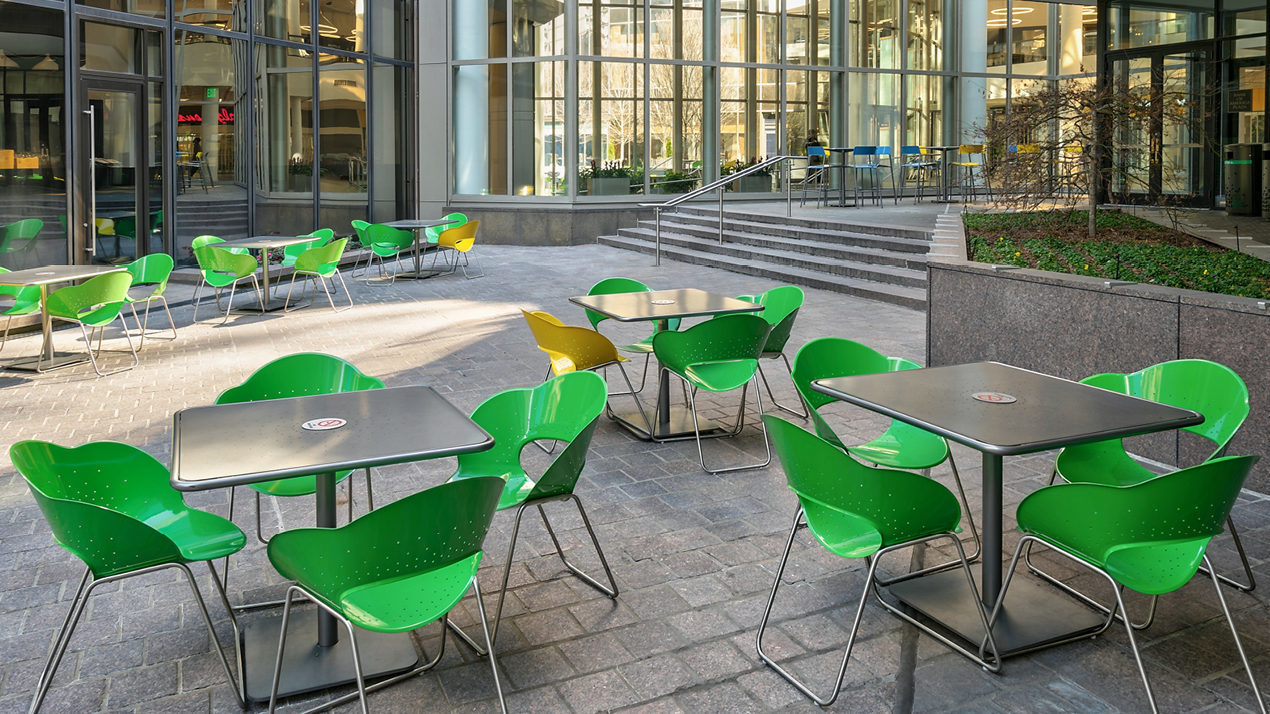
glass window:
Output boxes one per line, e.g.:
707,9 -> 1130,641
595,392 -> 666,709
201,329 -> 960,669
1057,5 -> 1095,76
579,60 -> 643,193
175,32 -> 247,259
907,0 -> 941,71
850,0 -> 899,69
255,43 -> 315,233
0,4 -> 68,270
258,0 -> 311,43
849,71 -> 900,149
454,63 -> 507,195
454,0 -> 503,59
985,0 -> 1008,74
368,63 -> 410,222
905,74 -> 942,146
1011,2 -> 1050,77
175,0 -> 243,32
370,0 -> 408,59
317,0 -> 358,52
511,61 -> 565,196
82,22 -> 140,74
318,59 -> 366,199
79,0 -> 163,19
787,70 -> 832,156
650,64 -> 703,189
513,0 -> 566,56
650,0 -> 703,61
1108,5 -> 1214,50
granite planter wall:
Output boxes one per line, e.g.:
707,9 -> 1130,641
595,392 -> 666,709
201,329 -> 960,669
445,204 -> 653,245
928,260 -> 1270,493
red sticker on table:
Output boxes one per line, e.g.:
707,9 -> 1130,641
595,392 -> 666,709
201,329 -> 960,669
301,417 -> 347,431
972,392 -> 1016,404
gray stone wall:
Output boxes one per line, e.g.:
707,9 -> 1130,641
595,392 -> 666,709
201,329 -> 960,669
928,259 -> 1270,493
444,204 -> 652,246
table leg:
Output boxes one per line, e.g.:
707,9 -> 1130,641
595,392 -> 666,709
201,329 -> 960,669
5,284 -> 94,373
258,249 -> 271,312
315,470 -> 339,646
656,320 -> 670,433
39,285 -> 53,364
413,232 -> 423,275
980,453 -> 1004,607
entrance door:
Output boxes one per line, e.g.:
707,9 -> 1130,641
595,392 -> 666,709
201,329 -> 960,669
1108,47 -> 1214,206
80,79 -> 153,264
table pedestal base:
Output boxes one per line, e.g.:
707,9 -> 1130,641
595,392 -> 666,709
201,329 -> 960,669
242,608 -> 419,703
610,408 -> 729,442
886,567 -> 1106,657
4,352 -> 89,372
393,269 -> 448,280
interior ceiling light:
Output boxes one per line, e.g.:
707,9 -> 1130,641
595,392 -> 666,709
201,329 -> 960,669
1011,6 -> 1034,14
0,50 -> 18,68
33,54 -> 58,71
991,8 -> 1010,15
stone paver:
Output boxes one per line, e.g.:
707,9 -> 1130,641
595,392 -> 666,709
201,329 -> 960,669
0,241 -> 1267,713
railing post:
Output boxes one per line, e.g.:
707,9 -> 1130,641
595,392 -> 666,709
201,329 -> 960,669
654,206 -> 662,267
786,159 -> 793,217
718,187 -> 724,244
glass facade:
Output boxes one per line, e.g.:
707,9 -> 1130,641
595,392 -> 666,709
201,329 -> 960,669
0,0 -> 412,271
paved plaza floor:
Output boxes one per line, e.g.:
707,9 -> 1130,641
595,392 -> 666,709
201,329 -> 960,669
0,243 -> 1268,712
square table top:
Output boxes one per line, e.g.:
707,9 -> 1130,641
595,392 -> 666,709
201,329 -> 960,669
0,264 -> 125,287
221,236 -> 321,251
569,288 -> 762,322
170,385 -> 493,491
811,361 -> 1204,456
383,218 -> 454,230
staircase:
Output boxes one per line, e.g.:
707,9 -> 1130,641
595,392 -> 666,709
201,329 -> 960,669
173,195 -> 250,246
597,205 -> 933,310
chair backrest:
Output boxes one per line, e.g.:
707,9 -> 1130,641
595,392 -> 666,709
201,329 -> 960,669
3,218 -> 43,248
194,244 -> 257,280
294,237 -> 348,275
0,266 -> 41,305
584,277 -> 652,330
301,228 -> 335,241
874,146 -> 892,157
10,440 -> 189,578
191,234 -> 225,251
752,285 -> 804,354
268,476 -> 505,602
437,220 -> 479,252
1081,359 -> 1250,459
457,371 -> 607,501
1017,453 -> 1259,594
764,415 -> 961,556
791,337 -> 917,446
852,145 -> 877,157
807,145 -> 827,159
123,253 -> 174,288
216,352 -> 384,404
959,144 -> 985,156
522,309 -> 620,374
364,223 -> 413,250
900,145 -> 925,164
426,212 -> 468,243
44,271 -> 133,325
652,314 -> 771,377
350,219 -> 370,244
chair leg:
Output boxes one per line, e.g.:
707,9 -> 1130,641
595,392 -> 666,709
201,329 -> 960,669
756,353 -> 808,418
1198,516 -> 1257,592
684,374 -> 771,474
1204,554 -> 1267,714
333,271 -> 355,310
536,496 -> 619,600
267,587 -> 300,713
178,562 -> 246,709
320,273 -> 351,312
873,452 -> 982,586
137,296 -> 178,347
30,567 -> 92,713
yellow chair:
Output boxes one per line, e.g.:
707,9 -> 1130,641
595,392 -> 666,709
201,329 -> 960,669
431,220 -> 483,279
522,309 -> 653,437
950,143 -> 992,202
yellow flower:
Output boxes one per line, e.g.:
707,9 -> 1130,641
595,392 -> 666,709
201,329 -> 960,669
1203,269 -> 1208,275
1014,251 -> 1021,257
1084,264 -> 1089,270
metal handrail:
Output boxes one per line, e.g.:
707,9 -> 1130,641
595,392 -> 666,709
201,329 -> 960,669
639,155 -> 803,267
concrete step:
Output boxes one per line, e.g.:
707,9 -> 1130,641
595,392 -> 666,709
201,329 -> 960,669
664,208 -> 932,252
613,226 -> 927,289
598,234 -> 926,310
634,219 -> 927,271
672,204 -> 932,241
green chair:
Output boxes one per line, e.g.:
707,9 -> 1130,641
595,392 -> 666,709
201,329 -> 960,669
266,476 -> 507,713
11,440 -> 247,712
582,277 -> 681,394
728,286 -> 805,417
0,266 -> 41,353
425,212 -> 466,245
0,217 -> 42,268
995,455 -> 1264,713
361,223 -> 414,284
1026,359 -> 1255,629
791,337 -> 979,578
348,219 -> 371,275
274,228 -> 334,295
447,371 -> 616,650
757,416 -> 997,706
283,238 -> 353,312
652,314 -> 772,473
121,253 -> 177,348
44,271 -> 138,376
216,353 -> 383,546
193,243 -> 261,323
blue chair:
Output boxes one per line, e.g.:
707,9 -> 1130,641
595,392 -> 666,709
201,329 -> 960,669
899,145 -> 940,202
849,146 -> 892,206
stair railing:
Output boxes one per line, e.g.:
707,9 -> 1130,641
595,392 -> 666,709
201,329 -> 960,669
639,155 -> 804,267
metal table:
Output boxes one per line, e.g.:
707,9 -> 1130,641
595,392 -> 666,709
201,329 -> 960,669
926,145 -> 960,202
170,385 -> 494,702
811,361 -> 1203,656
0,264 -> 126,372
382,218 -> 455,279
568,288 -> 762,440
824,147 -> 855,206
219,236 -> 320,312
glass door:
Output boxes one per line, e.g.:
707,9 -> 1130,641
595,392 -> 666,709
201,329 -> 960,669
80,79 -> 150,264
1108,46 -> 1214,206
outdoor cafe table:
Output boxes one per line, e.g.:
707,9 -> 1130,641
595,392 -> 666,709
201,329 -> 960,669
170,385 -> 494,702
219,236 -> 321,312
382,218 -> 455,279
811,361 -> 1204,656
568,288 -> 762,441
0,264 -> 125,372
